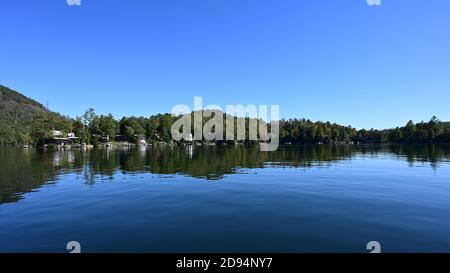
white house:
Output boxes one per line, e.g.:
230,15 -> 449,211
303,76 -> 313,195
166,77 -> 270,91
52,130 -> 63,137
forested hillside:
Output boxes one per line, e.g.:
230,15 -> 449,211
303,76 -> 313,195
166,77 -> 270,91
0,85 -> 70,146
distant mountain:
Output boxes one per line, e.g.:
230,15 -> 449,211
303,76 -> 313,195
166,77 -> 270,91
0,85 -> 49,146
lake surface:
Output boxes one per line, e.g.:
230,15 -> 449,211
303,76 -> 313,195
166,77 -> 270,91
1,145 -> 450,253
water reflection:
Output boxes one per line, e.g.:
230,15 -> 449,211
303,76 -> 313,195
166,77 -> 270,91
1,145 -> 449,205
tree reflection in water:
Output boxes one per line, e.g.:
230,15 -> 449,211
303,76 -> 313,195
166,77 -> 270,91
1,144 -> 449,204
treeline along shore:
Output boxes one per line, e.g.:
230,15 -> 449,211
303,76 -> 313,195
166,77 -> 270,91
1,84 -> 450,147
29,110 -> 450,148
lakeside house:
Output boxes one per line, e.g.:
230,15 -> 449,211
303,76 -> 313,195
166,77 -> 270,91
137,135 -> 147,146
48,130 -> 79,146
137,139 -> 147,146
114,134 -> 147,146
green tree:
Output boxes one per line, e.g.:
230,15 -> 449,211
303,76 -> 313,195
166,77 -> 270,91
98,114 -> 119,141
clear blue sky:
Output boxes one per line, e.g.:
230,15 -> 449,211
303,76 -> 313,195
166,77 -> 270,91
1,0 -> 449,129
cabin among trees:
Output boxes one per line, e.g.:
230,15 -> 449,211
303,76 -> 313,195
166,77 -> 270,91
46,130 -> 79,146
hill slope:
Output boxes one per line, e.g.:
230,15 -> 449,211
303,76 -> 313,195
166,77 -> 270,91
0,85 -> 49,146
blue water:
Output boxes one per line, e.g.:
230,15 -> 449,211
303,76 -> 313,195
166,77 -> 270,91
0,145 -> 450,253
